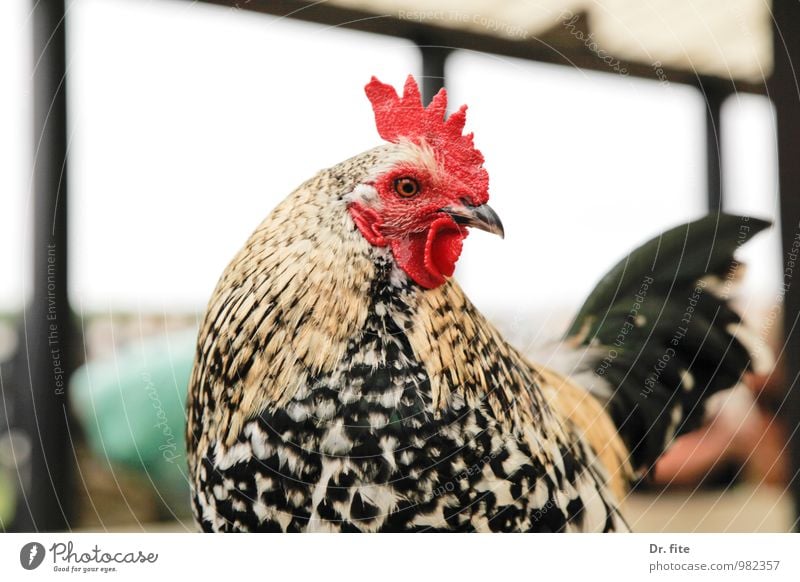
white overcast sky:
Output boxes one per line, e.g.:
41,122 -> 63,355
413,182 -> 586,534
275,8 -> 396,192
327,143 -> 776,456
0,0 -> 781,331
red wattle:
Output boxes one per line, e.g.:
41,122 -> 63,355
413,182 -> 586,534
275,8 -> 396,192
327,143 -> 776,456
391,235 -> 440,288
390,216 -> 466,289
425,216 -> 465,280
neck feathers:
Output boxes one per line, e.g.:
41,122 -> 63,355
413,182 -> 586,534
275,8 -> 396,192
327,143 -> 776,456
190,170 -> 378,447
406,281 -> 550,427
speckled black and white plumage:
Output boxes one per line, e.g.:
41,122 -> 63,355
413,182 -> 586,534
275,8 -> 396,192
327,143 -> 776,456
191,257 -> 624,532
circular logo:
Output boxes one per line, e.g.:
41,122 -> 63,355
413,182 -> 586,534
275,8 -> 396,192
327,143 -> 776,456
19,542 -> 46,570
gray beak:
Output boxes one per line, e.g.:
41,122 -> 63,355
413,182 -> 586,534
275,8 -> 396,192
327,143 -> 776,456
443,202 -> 505,239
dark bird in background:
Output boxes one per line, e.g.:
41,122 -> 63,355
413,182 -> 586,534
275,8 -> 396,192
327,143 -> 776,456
186,75 -> 770,532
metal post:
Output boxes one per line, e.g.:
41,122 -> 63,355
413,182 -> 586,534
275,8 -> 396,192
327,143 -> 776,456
701,82 -> 726,212
15,0 -> 73,531
771,0 -> 800,530
418,44 -> 451,105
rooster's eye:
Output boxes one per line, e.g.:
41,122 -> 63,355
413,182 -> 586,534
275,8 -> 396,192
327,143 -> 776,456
393,177 -> 420,198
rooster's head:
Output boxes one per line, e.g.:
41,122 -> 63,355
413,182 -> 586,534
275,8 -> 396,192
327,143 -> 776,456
347,75 -> 503,289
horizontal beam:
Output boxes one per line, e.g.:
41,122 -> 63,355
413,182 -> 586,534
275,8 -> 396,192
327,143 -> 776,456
194,0 -> 766,95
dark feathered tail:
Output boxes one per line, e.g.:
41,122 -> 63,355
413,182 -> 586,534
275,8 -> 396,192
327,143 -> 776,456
564,214 -> 771,471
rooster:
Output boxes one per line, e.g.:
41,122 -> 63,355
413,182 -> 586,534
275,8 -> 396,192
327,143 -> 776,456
186,75 -> 769,532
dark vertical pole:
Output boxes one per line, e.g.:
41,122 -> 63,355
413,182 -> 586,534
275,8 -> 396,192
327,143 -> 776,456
701,82 -> 725,212
418,43 -> 450,105
771,0 -> 800,531
16,0 -> 72,531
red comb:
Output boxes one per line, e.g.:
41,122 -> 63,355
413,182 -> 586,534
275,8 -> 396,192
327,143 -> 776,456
365,75 -> 489,204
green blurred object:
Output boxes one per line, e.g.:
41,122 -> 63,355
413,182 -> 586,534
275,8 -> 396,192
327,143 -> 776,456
70,328 -> 197,518
0,428 -> 31,528
0,470 -> 14,526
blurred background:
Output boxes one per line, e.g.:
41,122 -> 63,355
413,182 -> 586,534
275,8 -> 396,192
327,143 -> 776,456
1,0 -> 798,532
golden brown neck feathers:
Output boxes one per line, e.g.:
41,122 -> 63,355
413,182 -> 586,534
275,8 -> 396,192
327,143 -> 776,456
189,167 -> 378,447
